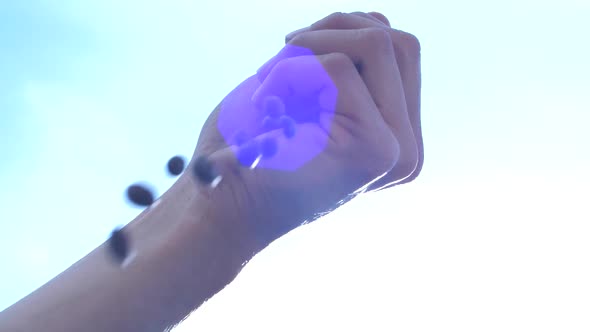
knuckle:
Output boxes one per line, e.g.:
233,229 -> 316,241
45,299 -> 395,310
287,32 -> 305,47
399,31 -> 421,57
313,12 -> 349,29
397,158 -> 419,180
361,27 -> 393,49
320,52 -> 355,74
272,56 -> 291,73
347,129 -> 400,182
324,12 -> 349,25
396,146 -> 420,179
380,135 -> 401,170
354,11 -> 389,27
367,135 -> 400,179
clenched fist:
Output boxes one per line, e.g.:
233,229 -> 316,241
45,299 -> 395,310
0,12 -> 424,332
191,11 -> 423,250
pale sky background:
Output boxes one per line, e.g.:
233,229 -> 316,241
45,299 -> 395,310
1,0 -> 589,331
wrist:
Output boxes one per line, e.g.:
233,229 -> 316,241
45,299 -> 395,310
178,169 -> 259,264
147,190 -> 256,320
109,178 -> 257,330
183,154 -> 267,255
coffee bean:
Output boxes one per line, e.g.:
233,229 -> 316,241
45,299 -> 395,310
166,155 -> 186,176
192,156 -> 218,184
126,184 -> 154,207
260,136 -> 278,158
279,115 -> 296,139
108,227 -> 128,264
264,95 -> 286,118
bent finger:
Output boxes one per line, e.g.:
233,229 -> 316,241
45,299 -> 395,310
286,28 -> 417,177
285,12 -> 423,186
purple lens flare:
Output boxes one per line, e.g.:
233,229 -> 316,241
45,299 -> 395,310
233,131 -> 250,146
261,116 -> 281,132
236,139 -> 262,168
192,156 -> 222,187
218,45 -> 338,171
264,95 -> 286,118
279,115 -> 296,139
259,136 -> 278,158
116,45 -> 340,265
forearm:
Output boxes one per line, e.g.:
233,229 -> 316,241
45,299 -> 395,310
0,172 -> 255,332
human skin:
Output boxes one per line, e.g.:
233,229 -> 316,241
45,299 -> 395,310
0,11 -> 422,332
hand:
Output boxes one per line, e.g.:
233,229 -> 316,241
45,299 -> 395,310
284,12 -> 424,191
190,11 -> 422,250
0,12 -> 423,332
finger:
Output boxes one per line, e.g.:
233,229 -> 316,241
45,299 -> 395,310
285,27 -> 309,43
253,52 -> 397,168
253,53 -> 366,126
256,43 -> 313,92
201,120 -> 386,242
200,54 -> 399,240
279,13 -> 384,75
284,12 -> 380,43
368,11 -> 391,27
284,28 -> 416,176
324,13 -> 423,186
284,12 -> 423,187
214,75 -> 284,151
378,31 -> 423,189
252,54 -> 339,143
349,11 -> 389,27
284,12 -> 393,44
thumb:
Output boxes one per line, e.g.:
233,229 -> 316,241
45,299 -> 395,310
192,119 -> 329,191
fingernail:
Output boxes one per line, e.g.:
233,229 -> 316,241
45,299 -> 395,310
285,27 -> 308,43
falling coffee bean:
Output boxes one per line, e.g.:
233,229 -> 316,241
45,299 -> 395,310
166,155 -> 186,176
192,156 -> 219,184
108,226 -> 129,264
126,184 -> 155,207
260,136 -> 278,158
279,115 -> 296,139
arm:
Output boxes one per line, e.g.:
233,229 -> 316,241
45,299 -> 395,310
0,171 -> 255,332
0,10 -> 422,332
